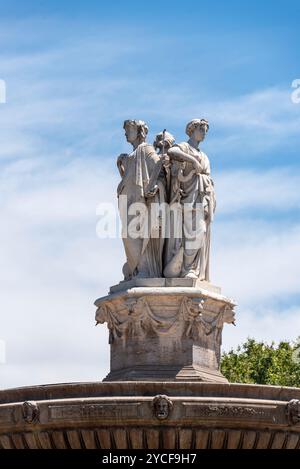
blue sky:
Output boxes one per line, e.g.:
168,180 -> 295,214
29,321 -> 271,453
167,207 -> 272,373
0,0 -> 300,388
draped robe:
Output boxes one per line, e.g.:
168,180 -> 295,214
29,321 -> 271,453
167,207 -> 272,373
117,142 -> 165,279
164,142 -> 215,280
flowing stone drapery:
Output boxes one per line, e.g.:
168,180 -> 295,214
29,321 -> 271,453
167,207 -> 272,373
95,282 -> 235,382
164,140 -> 216,280
117,132 -> 165,280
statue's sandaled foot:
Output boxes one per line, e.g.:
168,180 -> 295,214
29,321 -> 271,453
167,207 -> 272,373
184,271 -> 198,279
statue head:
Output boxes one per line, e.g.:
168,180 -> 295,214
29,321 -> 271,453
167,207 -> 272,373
186,118 -> 209,143
287,399 -> 300,425
152,395 -> 173,420
22,401 -> 39,424
223,305 -> 236,325
123,119 -> 148,147
153,131 -> 175,154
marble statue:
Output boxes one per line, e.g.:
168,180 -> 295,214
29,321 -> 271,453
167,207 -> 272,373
116,118 -> 215,282
164,119 -> 216,280
96,119 -> 235,384
153,129 -> 175,218
153,130 -> 175,154
117,120 -> 165,280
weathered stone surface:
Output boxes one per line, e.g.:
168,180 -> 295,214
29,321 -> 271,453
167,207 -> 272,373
95,284 -> 235,382
109,278 -> 221,294
1,381 -> 300,449
287,399 -> 300,425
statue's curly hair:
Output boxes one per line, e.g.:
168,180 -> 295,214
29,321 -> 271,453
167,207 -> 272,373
123,119 -> 149,141
152,395 -> 174,410
185,118 -> 209,137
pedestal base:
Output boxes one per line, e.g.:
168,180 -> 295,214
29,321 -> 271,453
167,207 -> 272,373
95,279 -> 236,383
104,364 -> 228,383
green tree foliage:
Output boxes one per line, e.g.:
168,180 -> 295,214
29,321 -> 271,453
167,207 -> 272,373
221,338 -> 300,386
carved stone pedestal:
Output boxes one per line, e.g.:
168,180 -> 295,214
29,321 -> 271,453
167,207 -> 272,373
95,279 -> 236,382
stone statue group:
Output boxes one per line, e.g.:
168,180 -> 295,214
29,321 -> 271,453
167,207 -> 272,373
116,119 -> 216,282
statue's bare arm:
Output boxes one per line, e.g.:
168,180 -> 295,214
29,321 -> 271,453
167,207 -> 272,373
117,153 -> 129,177
167,147 -> 202,173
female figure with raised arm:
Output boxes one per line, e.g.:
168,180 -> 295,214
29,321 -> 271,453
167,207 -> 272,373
164,119 -> 216,281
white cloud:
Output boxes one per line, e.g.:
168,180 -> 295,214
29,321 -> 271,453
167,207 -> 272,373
211,169 -> 300,304
215,167 -> 300,214
223,306 -> 300,352
213,220 -> 300,304
145,86 -> 300,156
211,88 -> 300,132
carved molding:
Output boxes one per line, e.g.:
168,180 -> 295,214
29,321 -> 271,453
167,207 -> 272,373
180,298 -> 235,340
96,296 -> 235,343
48,403 -> 141,422
183,403 -> 267,419
152,395 -> 173,420
0,426 -> 299,449
95,303 -> 123,344
287,399 -> 300,426
22,401 -> 39,424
